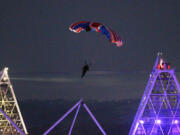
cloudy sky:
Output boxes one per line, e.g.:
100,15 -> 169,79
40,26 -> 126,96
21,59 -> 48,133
0,0 -> 180,101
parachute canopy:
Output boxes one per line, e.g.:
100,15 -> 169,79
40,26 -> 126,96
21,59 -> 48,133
69,21 -> 123,47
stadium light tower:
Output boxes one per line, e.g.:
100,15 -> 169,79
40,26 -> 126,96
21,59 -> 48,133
0,67 -> 28,135
43,99 -> 107,135
129,53 -> 180,135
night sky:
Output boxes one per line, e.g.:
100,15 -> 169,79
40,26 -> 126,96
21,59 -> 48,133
0,0 -> 180,101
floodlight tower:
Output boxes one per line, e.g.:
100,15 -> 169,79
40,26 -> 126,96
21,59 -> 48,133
0,67 -> 28,135
129,53 -> 180,135
43,99 -> 107,135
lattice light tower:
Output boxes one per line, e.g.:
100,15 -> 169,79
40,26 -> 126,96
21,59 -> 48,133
43,99 -> 107,135
0,67 -> 28,135
129,53 -> 180,135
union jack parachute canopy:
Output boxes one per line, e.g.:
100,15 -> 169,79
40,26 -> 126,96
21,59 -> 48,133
69,21 -> 123,47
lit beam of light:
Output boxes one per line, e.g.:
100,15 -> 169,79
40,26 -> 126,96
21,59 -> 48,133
11,77 -> 79,83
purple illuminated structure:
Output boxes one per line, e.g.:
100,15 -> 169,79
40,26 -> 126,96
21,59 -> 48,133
129,53 -> 180,135
43,99 -> 107,135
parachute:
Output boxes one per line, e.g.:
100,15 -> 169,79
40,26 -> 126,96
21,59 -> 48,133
69,21 -> 123,47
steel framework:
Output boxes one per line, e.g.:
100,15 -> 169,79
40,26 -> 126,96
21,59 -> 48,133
129,53 -> 180,135
0,68 -> 28,135
43,99 -> 107,135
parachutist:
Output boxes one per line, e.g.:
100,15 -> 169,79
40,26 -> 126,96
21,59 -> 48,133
81,61 -> 90,78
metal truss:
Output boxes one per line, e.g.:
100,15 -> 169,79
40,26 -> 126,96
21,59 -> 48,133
0,68 -> 28,135
129,54 -> 180,135
43,99 -> 107,135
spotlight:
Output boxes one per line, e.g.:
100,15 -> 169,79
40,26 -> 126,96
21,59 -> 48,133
139,120 -> 144,124
155,119 -> 161,124
172,120 -> 179,124
2,76 -> 8,82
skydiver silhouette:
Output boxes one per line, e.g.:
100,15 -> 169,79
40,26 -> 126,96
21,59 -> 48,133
81,61 -> 91,78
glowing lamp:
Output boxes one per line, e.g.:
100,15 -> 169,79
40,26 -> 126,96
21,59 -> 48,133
155,120 -> 161,124
139,120 -> 144,124
2,76 -> 8,82
172,120 -> 179,124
